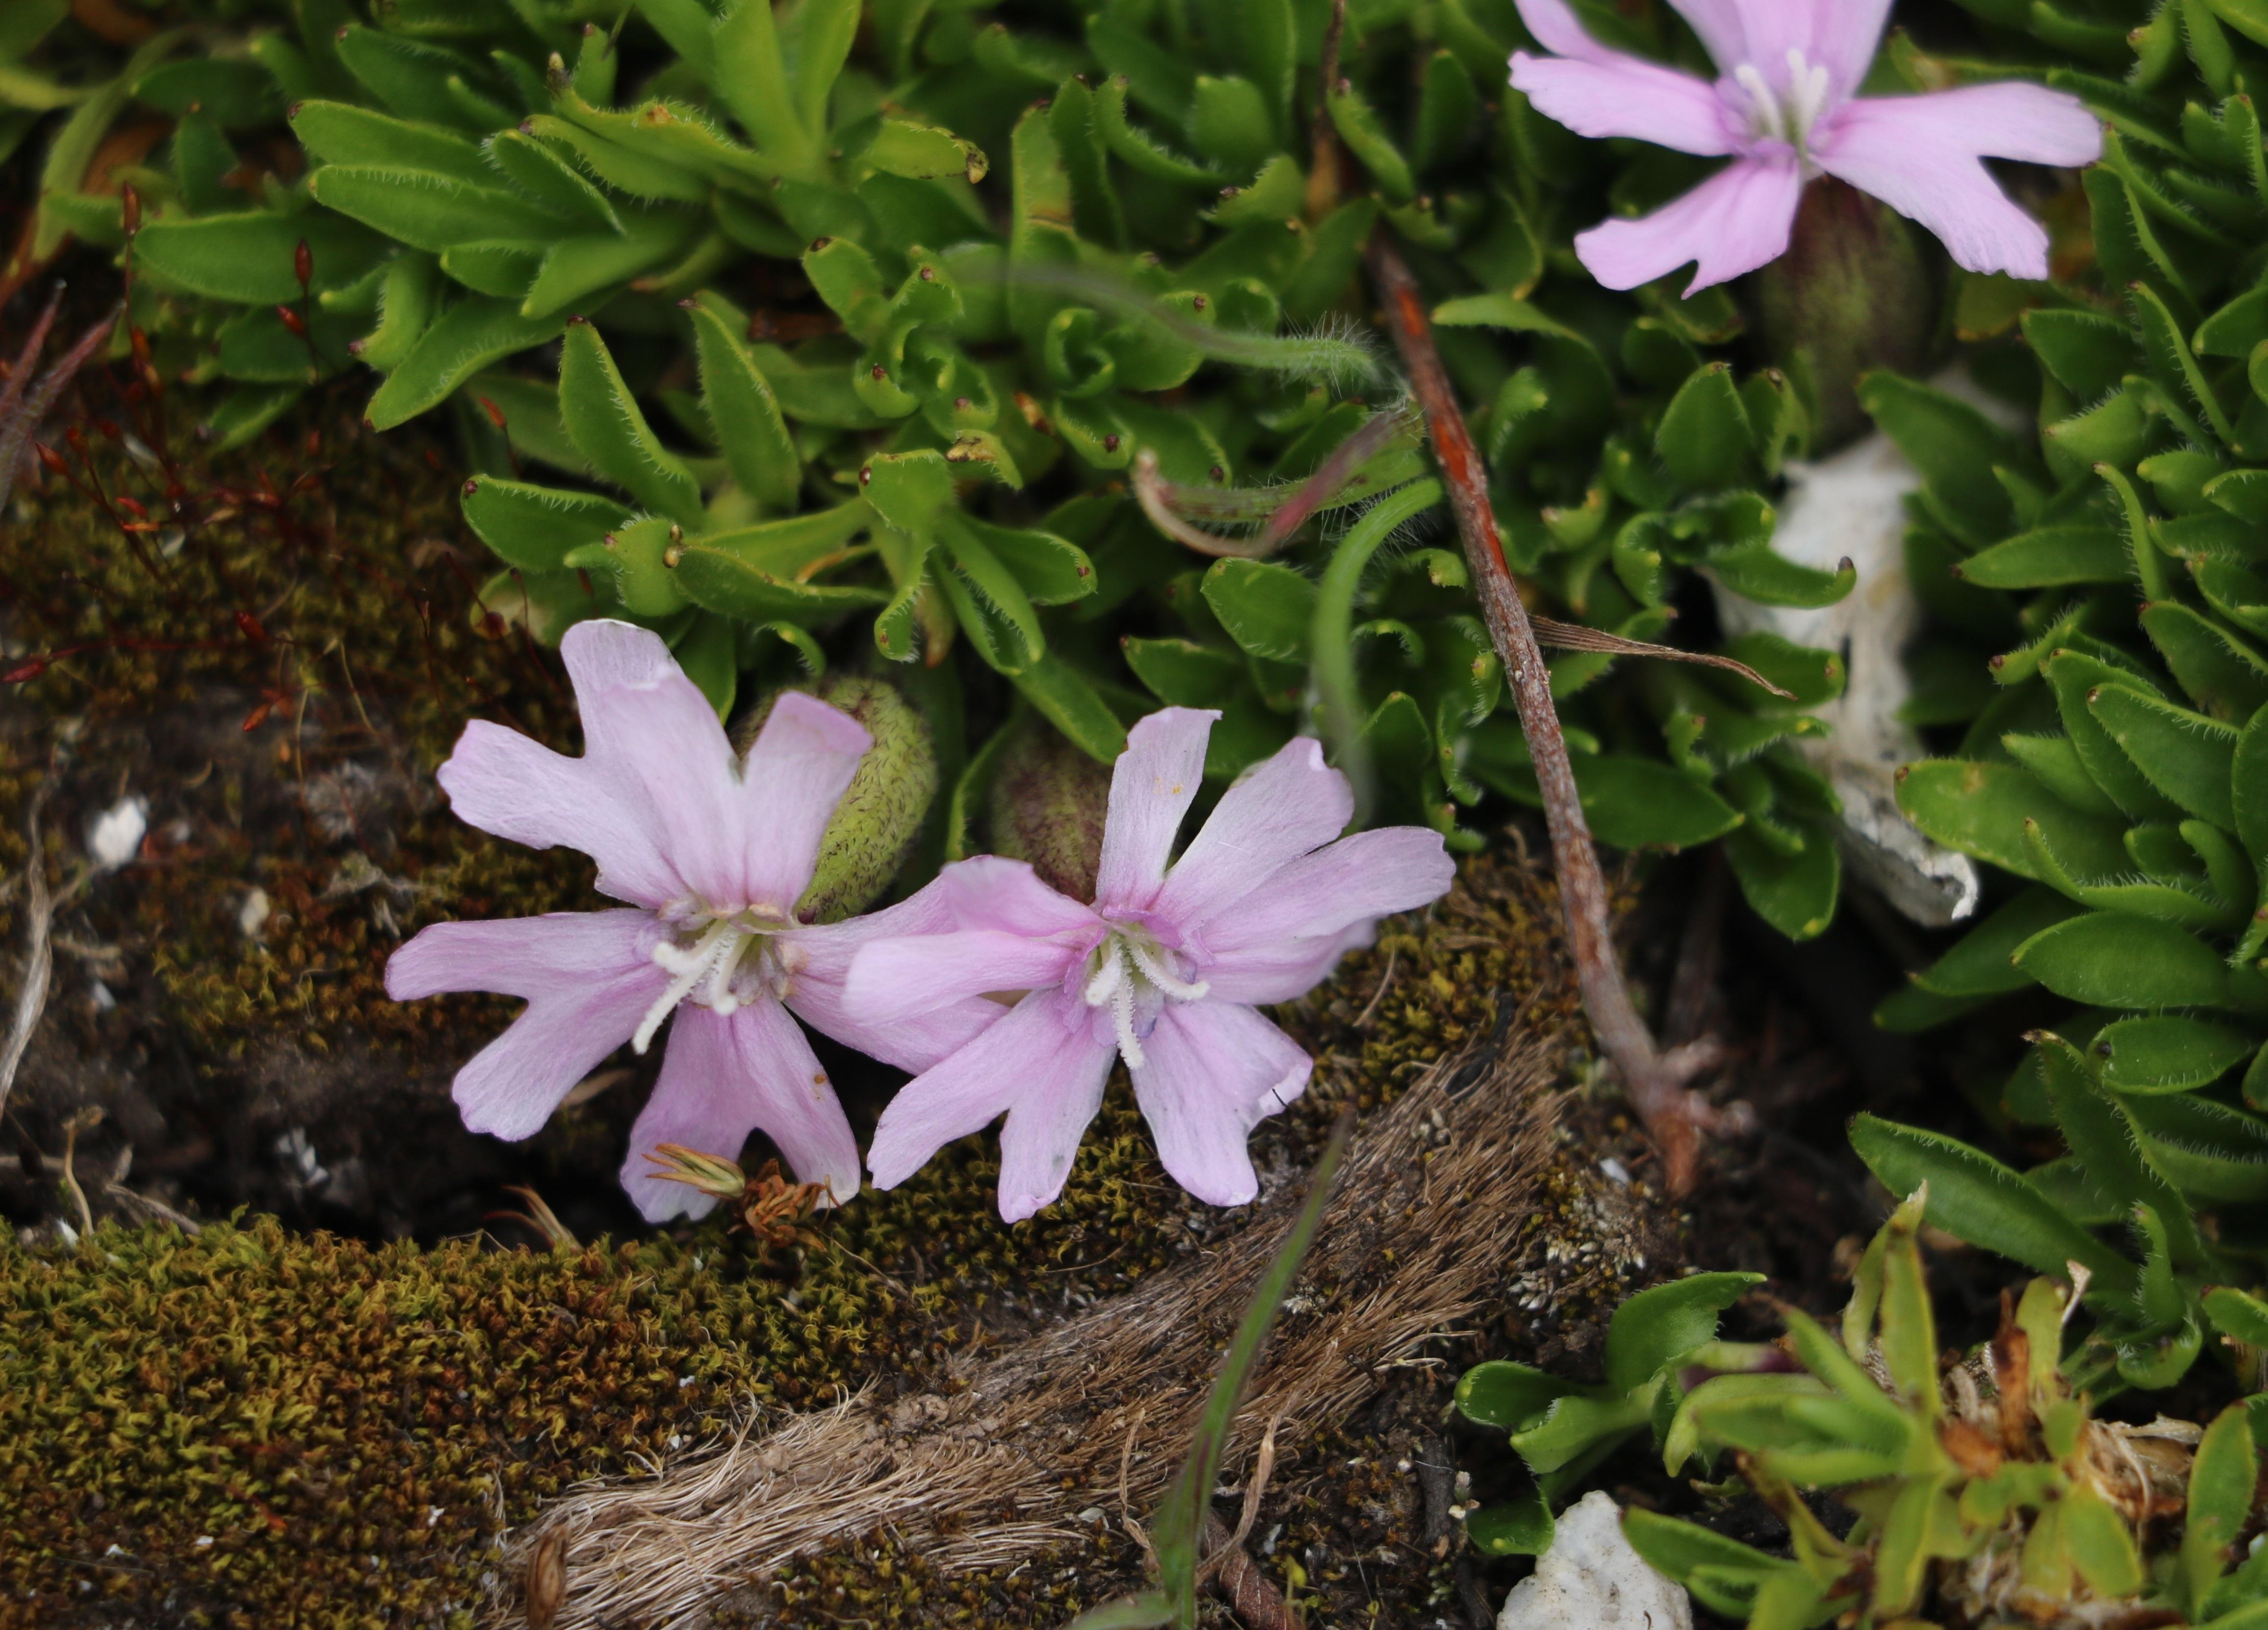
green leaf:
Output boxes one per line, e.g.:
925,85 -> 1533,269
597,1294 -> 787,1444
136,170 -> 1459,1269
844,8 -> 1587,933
134,210 -> 388,304
558,319 -> 706,526
2016,913 -> 2231,1008
936,515 -> 1047,674
1463,1486 -> 1554,1558
2093,1015 -> 2259,1092
960,519 -> 1095,606
1605,1272 -> 1764,1394
1895,758 -> 2130,884
1848,1115 -> 2140,1301
1571,757 -> 1742,851
1455,1361 -> 1578,1431
1204,558 -> 1316,662
2088,683 -> 2241,829
289,100 -> 486,179
1910,886 -> 2082,998
2239,706 -> 2268,859
486,128 -> 623,234
2143,601 -> 2268,722
366,298 -> 567,430
1147,1120 -> 1350,1624
564,515 -> 692,619
712,0 -> 822,178
1858,372 -> 2019,547
2185,1405 -> 2257,1618
687,297 -> 801,511
1009,656 -> 1129,762
865,116 -> 988,183
1654,363 -> 1752,490
2046,652 -> 2185,822
1622,1510 -> 1802,1620
308,165 -> 560,254
2025,306 -> 2142,396
1326,80 -> 1414,202
462,477 -> 634,573
138,58 -> 285,129
1954,524 -> 2129,589
1725,813 -> 1840,940
2127,1093 -> 2268,1200
2037,1035 -> 2204,1267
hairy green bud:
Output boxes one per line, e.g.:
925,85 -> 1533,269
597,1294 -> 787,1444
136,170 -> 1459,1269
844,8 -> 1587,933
1751,176 -> 1937,452
987,720 -> 1111,904
734,672 -> 938,923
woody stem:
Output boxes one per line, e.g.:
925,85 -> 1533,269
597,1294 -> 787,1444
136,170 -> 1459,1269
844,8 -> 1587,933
1364,238 -> 1726,1195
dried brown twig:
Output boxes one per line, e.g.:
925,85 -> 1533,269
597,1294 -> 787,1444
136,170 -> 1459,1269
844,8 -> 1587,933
1365,239 -> 1743,1194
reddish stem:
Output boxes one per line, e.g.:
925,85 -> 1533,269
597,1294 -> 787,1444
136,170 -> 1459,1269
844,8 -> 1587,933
1365,239 -> 1729,1194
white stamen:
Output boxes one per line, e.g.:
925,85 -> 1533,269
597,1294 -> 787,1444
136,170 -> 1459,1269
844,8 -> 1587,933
1732,63 -> 1783,142
1111,968 -> 1145,1068
635,919 -> 739,1054
1126,939 -> 1209,1002
1784,48 -> 1832,143
1084,945 -> 1126,1007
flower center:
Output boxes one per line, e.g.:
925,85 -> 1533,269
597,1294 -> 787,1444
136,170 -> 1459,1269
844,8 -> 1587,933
1080,925 -> 1208,1069
1733,48 -> 1832,159
632,906 -> 793,1054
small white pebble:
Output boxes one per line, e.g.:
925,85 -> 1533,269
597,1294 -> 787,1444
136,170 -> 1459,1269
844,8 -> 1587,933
193,1535 -> 214,1549
88,797 -> 149,870
1076,1507 -> 1105,1525
426,1507 -> 444,1528
678,1375 -> 695,1389
1599,1157 -> 1631,1186
90,980 -> 116,1012
238,887 -> 271,938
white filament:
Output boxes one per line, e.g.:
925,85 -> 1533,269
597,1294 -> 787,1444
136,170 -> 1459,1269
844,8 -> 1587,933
1080,929 -> 1209,1069
1733,49 -> 1833,161
635,917 -> 746,1054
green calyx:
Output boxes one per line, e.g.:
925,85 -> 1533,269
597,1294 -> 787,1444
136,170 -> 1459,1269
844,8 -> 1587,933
985,719 -> 1113,904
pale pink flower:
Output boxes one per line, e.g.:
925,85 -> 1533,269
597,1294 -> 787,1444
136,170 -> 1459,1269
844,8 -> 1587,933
1510,0 -> 2101,292
848,708 -> 1457,1222
385,619 -> 1003,1222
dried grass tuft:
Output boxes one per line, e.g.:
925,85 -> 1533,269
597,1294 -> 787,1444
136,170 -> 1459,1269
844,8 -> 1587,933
492,1029 -> 1561,1629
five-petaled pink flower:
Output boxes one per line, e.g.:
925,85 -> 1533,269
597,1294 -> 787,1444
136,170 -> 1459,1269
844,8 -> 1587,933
848,708 -> 1457,1222
384,619 -> 1004,1222
1510,0 -> 2101,292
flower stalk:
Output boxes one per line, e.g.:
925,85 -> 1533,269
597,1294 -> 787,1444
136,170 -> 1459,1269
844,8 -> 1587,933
1367,238 -> 1733,1194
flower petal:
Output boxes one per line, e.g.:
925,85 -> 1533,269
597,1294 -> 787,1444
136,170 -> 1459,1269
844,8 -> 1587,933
385,911 -> 664,1141
1574,152 -> 1802,293
1094,708 -> 1215,913
740,690 -> 874,915
1795,0 -> 1892,102
1509,52 -> 1736,156
1202,922 -> 1380,1007
1193,827 -> 1455,1003
562,620 -> 750,911
1151,736 -> 1354,933
780,878 -> 1033,1073
619,1000 -> 860,1222
435,722 -> 682,909
1662,0 -> 1749,72
843,930 -> 1085,1024
867,989 -> 1115,1222
933,855 -> 1102,937
1131,1003 -> 1310,1208
1815,91 -> 2094,280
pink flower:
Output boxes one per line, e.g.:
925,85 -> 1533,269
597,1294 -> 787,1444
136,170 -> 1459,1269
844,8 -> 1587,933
1510,0 -> 2101,292
848,709 -> 1457,1222
384,620 -> 1003,1222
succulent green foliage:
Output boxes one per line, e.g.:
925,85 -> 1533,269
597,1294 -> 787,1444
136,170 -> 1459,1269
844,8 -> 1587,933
1061,1114 -> 1350,1630
1624,1187 -> 2268,1630
1855,9 -> 2268,1359
12,0 -> 1855,916
1452,1269 -> 1763,1556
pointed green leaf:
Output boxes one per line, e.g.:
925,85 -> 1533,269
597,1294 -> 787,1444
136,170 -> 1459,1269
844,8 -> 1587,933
558,319 -> 705,525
